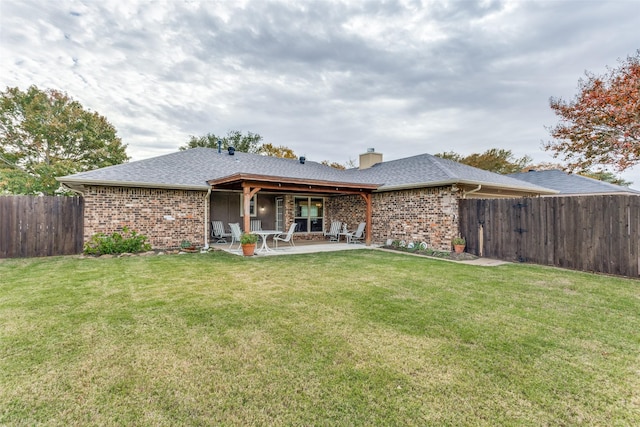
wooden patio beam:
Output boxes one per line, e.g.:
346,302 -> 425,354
359,193 -> 372,246
240,180 -> 373,195
242,184 -> 262,232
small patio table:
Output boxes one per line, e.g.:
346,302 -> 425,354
253,230 -> 282,253
338,232 -> 350,242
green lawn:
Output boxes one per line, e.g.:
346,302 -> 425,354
1,250 -> 639,425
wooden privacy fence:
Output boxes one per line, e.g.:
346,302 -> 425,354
0,196 -> 84,258
459,195 -> 640,277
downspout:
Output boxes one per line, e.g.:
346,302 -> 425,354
203,188 -> 211,249
62,184 -> 84,197
462,184 -> 482,199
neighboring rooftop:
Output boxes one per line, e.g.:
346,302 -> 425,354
508,169 -> 640,195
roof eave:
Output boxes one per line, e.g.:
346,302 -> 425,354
550,191 -> 640,196
56,177 -> 210,191
376,179 -> 559,194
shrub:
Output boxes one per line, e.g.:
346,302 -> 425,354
84,226 -> 152,255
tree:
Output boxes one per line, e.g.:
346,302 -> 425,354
180,131 -> 298,158
526,162 -> 565,171
261,143 -> 296,159
545,51 -> 640,172
320,160 -> 346,170
435,148 -> 532,174
0,86 -> 129,195
433,151 -> 464,163
180,130 -> 263,154
181,131 -> 356,168
578,170 -> 632,187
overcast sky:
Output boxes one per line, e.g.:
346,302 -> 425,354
1,0 -> 639,188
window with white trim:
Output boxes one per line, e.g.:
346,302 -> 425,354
240,194 -> 257,217
294,197 -> 324,232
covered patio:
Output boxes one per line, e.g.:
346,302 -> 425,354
207,173 -> 380,246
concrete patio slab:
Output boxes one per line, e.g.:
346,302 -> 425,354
216,241 -> 509,266
218,242 -> 375,256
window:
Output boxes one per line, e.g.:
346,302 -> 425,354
240,194 -> 257,217
294,197 -> 324,232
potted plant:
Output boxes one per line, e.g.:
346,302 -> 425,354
180,240 -> 197,252
452,236 -> 466,254
240,233 -> 258,256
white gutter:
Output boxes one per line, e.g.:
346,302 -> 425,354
203,188 -> 211,250
462,184 -> 482,198
374,179 -> 558,194
56,178 -> 210,191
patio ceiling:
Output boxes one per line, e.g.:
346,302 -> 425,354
207,173 -> 380,195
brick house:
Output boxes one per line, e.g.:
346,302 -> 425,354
57,148 -> 555,251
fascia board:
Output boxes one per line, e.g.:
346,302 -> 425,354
375,179 -> 559,194
56,177 -> 210,191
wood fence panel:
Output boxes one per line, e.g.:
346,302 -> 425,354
0,196 -> 83,258
459,195 -> 639,278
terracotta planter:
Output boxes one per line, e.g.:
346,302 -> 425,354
241,243 -> 256,256
453,244 -> 465,254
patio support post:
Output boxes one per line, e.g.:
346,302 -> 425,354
359,193 -> 373,246
242,184 -> 261,233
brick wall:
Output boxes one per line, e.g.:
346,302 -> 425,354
83,186 -> 207,249
81,185 -> 459,249
329,186 -> 460,251
374,187 -> 460,251
325,195 -> 366,233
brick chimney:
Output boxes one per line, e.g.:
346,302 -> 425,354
359,148 -> 383,170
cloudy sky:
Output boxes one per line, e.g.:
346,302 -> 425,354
1,0 -> 639,188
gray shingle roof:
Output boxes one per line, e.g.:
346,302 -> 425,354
58,147 -> 554,194
508,170 -> 640,195
348,153 -> 554,192
59,148 -> 372,190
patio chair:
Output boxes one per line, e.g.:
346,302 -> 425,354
228,223 -> 243,250
250,219 -> 262,231
324,220 -> 342,242
347,222 -> 366,244
211,220 -> 232,243
274,223 -> 297,249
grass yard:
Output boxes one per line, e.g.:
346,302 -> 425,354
1,250 -> 639,425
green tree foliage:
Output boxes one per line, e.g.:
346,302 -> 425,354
180,130 -> 264,154
434,151 -> 464,163
435,148 -> 532,174
0,86 -> 128,195
579,170 -> 632,187
181,131 -> 300,160
545,51 -> 640,172
181,131 -> 354,168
